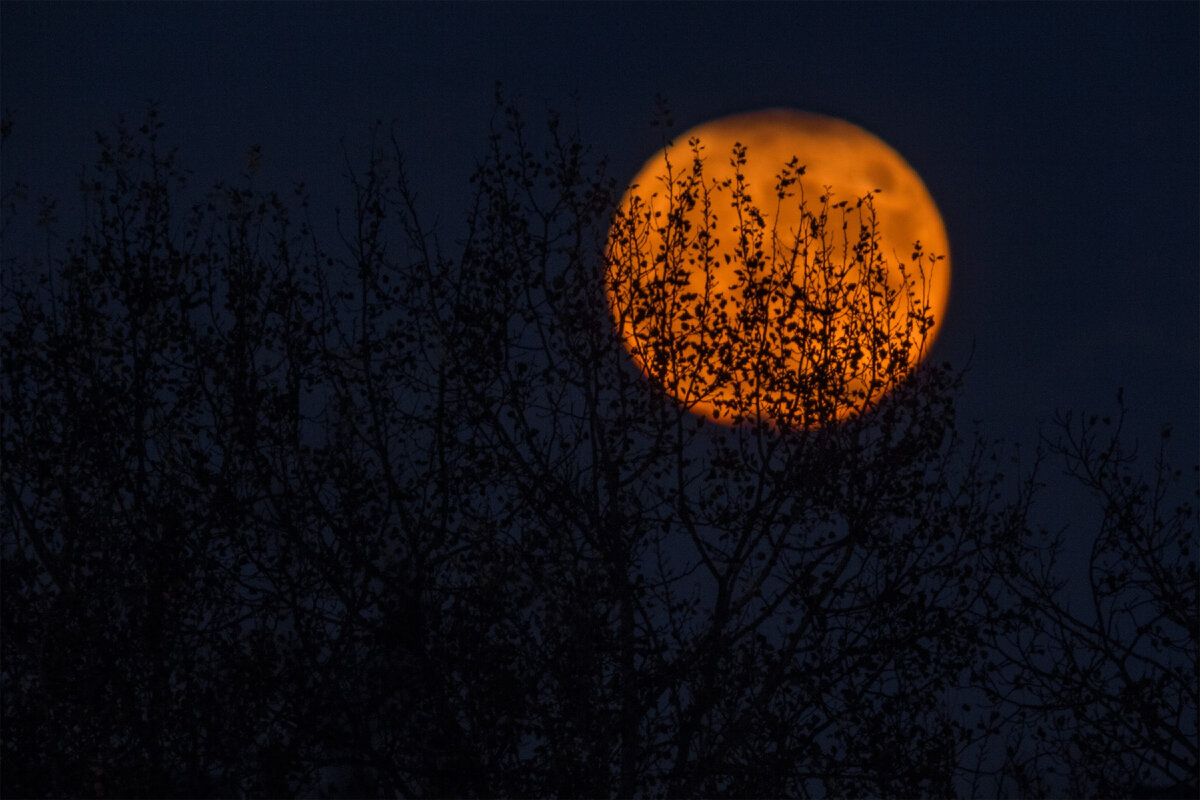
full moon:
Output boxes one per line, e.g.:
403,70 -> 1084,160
605,110 -> 951,428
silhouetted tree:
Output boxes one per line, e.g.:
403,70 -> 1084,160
970,406 -> 1198,799
3,99 -> 1195,799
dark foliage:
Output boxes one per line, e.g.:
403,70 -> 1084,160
2,101 -> 1195,798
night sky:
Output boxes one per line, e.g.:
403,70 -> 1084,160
2,2 -> 1197,795
5,2 -> 1195,469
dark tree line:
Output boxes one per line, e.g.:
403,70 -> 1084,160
2,101 -> 1195,798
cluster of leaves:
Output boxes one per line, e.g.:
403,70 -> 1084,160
2,101 -> 1195,798
607,137 -> 937,429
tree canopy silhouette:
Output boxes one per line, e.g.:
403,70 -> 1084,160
2,99 -> 1195,798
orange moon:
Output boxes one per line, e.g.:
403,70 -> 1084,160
604,110 -> 951,428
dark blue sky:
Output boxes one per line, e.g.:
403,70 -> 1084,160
4,2 -> 1197,481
